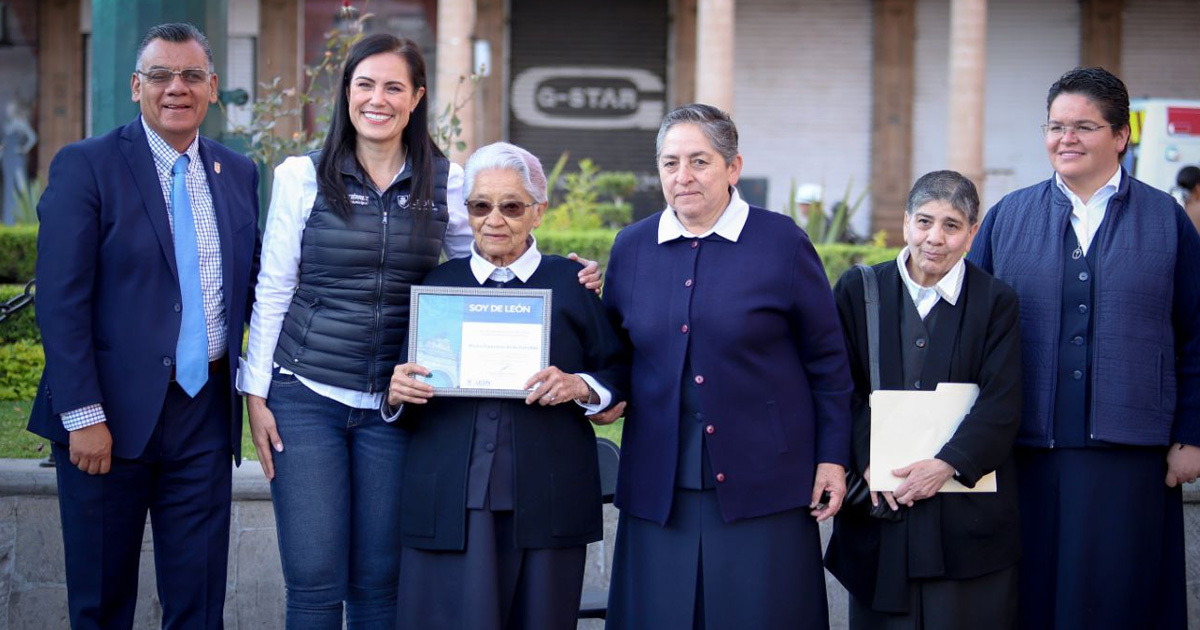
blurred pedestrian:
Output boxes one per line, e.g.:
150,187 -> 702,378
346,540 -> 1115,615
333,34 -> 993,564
1177,164 -> 1200,232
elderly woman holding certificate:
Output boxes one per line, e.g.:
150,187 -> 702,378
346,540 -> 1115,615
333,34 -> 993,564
384,141 -> 626,629
824,171 -> 1023,629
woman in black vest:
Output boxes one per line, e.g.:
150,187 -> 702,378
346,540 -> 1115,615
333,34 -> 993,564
825,171 -> 1023,629
384,142 -> 626,629
239,35 -> 600,628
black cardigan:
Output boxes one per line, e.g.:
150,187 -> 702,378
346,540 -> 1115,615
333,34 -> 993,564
398,255 -> 627,551
824,260 -> 1023,612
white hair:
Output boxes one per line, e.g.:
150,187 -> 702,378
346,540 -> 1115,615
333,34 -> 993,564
463,142 -> 548,204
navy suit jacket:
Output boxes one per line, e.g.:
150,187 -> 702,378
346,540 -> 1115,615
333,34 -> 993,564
603,206 -> 852,525
28,118 -> 259,462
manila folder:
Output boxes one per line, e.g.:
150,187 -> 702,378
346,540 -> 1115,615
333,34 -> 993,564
868,383 -> 996,493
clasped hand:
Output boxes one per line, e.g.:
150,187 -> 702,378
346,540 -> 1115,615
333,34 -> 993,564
867,459 -> 955,510
386,363 -> 590,408
1165,443 -> 1200,488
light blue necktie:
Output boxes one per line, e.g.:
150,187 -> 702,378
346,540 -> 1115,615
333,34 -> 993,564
172,155 -> 208,396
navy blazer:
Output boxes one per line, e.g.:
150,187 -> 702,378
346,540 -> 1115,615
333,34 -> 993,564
603,206 -> 852,525
28,118 -> 260,461
398,256 -> 627,550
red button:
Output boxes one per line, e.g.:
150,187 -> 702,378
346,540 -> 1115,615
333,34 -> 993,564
691,240 -> 699,249
685,279 -> 693,287
705,425 -> 715,435
715,473 -> 726,483
681,324 -> 689,333
694,375 -> 704,385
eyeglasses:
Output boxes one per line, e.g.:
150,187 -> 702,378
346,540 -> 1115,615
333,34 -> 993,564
136,68 -> 211,86
465,199 -> 536,218
1041,123 -> 1112,139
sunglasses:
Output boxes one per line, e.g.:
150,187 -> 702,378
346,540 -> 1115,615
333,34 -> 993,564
465,199 -> 537,218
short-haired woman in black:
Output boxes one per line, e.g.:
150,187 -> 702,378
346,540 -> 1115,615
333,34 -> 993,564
825,171 -> 1023,629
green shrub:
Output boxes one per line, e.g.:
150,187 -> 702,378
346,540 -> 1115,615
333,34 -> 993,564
0,340 -> 43,401
816,243 -> 900,285
0,225 -> 37,283
534,228 -> 898,284
534,229 -> 618,271
0,284 -> 39,344
14,178 -> 42,225
542,159 -> 636,231
533,228 -> 898,286
594,202 -> 632,229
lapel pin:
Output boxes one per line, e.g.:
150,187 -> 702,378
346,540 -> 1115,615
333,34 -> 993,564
214,161 -> 222,174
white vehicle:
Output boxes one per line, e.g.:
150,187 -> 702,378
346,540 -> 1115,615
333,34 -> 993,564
1125,99 -> 1200,201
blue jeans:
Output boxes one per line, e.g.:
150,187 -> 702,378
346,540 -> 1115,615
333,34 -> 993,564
267,370 -> 406,629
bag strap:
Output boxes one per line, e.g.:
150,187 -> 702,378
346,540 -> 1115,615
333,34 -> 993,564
856,264 -> 881,391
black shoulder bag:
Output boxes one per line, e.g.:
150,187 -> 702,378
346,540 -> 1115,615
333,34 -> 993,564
844,264 -> 903,522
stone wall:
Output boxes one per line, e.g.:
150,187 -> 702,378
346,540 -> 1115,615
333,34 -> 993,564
0,460 -> 1196,629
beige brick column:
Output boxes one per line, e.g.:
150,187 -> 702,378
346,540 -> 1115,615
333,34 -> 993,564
871,0 -> 916,245
695,0 -> 735,114
257,0 -> 303,145
435,0 -> 477,162
1081,0 -> 1122,73
947,0 -> 987,192
37,0 -> 84,183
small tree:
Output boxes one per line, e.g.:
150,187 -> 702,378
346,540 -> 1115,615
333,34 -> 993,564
228,10 -> 366,170
230,3 -> 476,170
541,159 -> 636,231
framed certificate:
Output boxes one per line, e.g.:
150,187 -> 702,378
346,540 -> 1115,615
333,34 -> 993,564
407,286 -> 553,398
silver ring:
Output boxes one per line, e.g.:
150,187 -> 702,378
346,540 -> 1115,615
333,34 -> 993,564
548,395 -> 556,402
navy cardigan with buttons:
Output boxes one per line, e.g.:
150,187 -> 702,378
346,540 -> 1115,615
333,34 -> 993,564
603,205 -> 853,525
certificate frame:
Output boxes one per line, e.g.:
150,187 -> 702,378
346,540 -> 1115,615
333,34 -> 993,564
407,285 -> 553,398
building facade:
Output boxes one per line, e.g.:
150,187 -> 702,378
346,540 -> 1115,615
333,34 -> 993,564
7,0 -> 1200,235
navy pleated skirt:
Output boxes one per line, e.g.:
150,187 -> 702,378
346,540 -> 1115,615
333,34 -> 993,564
606,488 -> 829,629
396,509 -> 586,629
1015,447 -> 1186,630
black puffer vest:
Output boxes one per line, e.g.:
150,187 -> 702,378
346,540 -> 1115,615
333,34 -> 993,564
274,152 -> 450,392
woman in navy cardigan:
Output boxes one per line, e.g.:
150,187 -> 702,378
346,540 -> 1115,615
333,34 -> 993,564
601,104 -> 853,628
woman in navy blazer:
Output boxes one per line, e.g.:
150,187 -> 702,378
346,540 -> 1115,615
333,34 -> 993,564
386,142 -> 626,629
601,104 -> 853,628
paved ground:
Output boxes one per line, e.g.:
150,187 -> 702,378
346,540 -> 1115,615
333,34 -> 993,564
0,459 -> 1196,629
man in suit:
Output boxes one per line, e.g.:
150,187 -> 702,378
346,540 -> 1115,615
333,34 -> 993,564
28,22 -> 259,629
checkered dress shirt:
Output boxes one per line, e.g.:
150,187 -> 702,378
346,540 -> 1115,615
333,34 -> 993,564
61,121 -> 227,431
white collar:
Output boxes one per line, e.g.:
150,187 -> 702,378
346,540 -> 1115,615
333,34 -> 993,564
1054,167 -> 1122,204
656,187 -> 750,244
896,247 -> 966,307
469,235 -> 542,284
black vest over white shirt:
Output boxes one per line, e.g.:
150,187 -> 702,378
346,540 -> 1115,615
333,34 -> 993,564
274,153 -> 451,392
